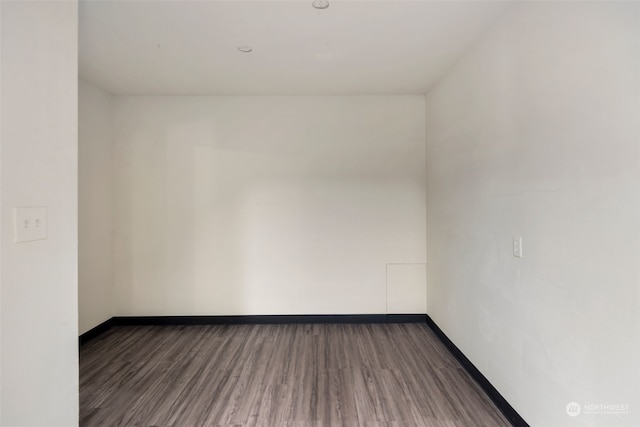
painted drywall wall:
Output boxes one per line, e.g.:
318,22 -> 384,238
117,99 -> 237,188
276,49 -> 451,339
113,96 -> 426,315
425,2 -> 639,426
1,1 -> 79,426
79,80 -> 113,334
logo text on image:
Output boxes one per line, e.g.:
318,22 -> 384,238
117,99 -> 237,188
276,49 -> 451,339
566,402 -> 630,417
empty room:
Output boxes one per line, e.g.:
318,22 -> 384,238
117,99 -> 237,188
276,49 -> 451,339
1,0 -> 639,426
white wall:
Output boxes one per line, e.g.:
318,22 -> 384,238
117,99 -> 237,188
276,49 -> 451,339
113,96 -> 426,315
425,2 -> 639,426
1,1 -> 78,426
79,80 -> 113,334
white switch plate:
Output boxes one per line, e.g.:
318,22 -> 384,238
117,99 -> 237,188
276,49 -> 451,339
513,236 -> 523,258
14,207 -> 48,243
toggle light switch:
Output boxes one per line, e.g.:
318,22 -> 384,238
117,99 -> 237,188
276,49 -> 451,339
513,236 -> 523,258
14,207 -> 48,243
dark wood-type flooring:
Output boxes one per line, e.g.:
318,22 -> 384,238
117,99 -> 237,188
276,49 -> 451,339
80,323 -> 511,426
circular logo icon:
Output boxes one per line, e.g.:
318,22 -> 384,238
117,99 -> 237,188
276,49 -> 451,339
566,402 -> 581,417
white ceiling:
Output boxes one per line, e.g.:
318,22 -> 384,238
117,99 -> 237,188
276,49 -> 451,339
79,0 -> 508,95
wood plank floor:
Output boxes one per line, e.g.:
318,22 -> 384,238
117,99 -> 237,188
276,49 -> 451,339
80,323 -> 511,427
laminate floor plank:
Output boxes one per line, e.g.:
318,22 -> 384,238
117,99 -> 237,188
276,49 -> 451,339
80,323 -> 511,427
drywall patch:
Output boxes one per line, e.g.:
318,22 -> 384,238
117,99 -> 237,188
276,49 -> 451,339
386,263 -> 427,314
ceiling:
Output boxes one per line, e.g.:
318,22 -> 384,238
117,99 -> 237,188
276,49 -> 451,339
79,0 -> 509,95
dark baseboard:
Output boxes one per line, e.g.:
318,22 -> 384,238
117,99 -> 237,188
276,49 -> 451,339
111,314 -> 427,326
425,315 -> 529,427
79,318 -> 114,345
80,314 -> 426,344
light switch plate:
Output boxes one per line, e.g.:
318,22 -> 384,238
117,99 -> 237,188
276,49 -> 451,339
14,207 -> 48,243
513,236 -> 523,258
